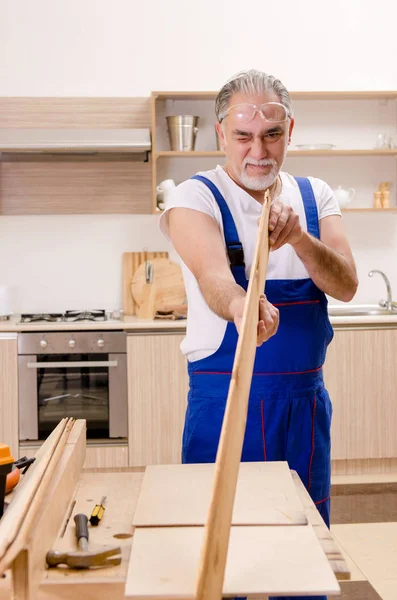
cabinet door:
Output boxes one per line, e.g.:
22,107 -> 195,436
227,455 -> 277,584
128,333 -> 189,466
0,335 -> 19,457
324,328 -> 397,460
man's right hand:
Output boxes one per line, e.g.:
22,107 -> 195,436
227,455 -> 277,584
230,294 -> 279,346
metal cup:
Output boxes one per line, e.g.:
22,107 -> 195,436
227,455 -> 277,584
166,116 -> 199,151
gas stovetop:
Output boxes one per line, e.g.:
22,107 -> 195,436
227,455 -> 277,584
19,310 -> 122,324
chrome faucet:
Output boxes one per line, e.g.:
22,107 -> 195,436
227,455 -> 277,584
368,270 -> 397,311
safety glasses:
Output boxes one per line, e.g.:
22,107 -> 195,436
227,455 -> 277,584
219,102 -> 290,124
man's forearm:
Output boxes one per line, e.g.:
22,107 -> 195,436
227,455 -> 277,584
197,272 -> 246,321
292,232 -> 358,302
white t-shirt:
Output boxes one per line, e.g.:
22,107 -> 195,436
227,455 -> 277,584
159,166 -> 341,362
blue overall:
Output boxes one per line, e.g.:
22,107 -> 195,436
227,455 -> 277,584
182,175 -> 334,600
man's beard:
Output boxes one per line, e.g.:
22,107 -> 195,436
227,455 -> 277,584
239,158 -> 279,191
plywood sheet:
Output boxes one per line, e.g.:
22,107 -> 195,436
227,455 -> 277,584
132,462 -> 307,527
125,525 -> 340,598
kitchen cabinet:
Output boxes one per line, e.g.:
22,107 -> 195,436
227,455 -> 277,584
0,334 -> 19,457
126,326 -> 397,472
151,90 -> 397,213
20,443 -> 129,470
0,97 -> 152,215
127,332 -> 189,466
324,327 -> 397,461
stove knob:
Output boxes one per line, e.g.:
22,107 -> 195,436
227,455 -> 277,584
68,339 -> 76,348
97,339 -> 105,348
40,339 -> 48,349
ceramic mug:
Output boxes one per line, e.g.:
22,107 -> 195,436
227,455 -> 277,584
333,185 -> 356,209
156,179 -> 176,198
156,179 -> 176,211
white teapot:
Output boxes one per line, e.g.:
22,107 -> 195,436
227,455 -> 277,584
333,185 -> 356,209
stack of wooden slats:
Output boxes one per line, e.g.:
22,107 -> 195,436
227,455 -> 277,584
0,418 -> 86,600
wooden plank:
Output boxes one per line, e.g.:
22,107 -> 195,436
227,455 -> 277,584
41,471 -> 144,599
11,420 -> 87,599
0,418 -> 69,568
291,471 -> 350,581
195,191 -> 271,600
0,335 -> 19,457
133,462 -> 307,527
37,469 -> 341,600
125,525 -> 340,599
39,582 -> 126,600
0,419 -> 75,580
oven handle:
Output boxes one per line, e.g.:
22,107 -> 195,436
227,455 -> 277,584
27,361 -> 118,368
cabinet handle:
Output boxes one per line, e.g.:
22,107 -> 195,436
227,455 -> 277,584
27,361 -> 118,368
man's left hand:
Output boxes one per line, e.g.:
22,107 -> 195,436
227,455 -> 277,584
268,200 -> 303,251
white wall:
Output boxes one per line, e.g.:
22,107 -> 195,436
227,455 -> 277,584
0,0 -> 396,312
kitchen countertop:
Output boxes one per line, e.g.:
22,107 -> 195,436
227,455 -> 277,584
1,310 -> 397,333
0,314 -> 187,333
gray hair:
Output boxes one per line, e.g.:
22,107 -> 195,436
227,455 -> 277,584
215,69 -> 293,122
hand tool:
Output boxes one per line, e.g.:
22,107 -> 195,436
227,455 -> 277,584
89,496 -> 106,526
5,457 -> 36,495
0,444 -> 14,519
46,513 -> 121,569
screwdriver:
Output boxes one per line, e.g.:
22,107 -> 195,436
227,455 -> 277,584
89,496 -> 106,526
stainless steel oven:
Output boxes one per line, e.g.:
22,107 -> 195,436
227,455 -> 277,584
18,331 -> 127,441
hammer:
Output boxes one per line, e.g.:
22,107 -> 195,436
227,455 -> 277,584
46,513 -> 122,569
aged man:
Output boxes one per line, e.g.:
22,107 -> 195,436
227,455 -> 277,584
160,69 -> 358,600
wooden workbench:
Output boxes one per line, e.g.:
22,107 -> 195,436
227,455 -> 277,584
0,467 -> 348,599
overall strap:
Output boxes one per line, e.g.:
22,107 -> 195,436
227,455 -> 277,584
191,175 -> 246,282
294,177 -> 320,239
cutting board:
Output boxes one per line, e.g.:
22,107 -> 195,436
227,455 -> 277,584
131,257 -> 186,313
123,251 -> 168,316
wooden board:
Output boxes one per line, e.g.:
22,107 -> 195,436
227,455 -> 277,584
42,470 -> 145,600
125,525 -> 340,599
0,418 -> 69,569
195,192 -> 271,600
11,420 -> 87,600
133,462 -> 307,527
33,469 -> 345,600
122,251 -> 168,315
130,257 -> 186,313
292,471 -> 350,581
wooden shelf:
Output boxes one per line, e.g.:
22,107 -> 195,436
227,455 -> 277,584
156,149 -> 397,159
289,149 -> 397,157
152,91 -> 397,101
156,151 -> 223,158
151,90 -> 397,214
292,91 -> 397,100
342,208 -> 397,212
154,207 -> 396,214
153,92 -> 218,101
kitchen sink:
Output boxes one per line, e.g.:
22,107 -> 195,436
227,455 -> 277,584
328,305 -> 397,317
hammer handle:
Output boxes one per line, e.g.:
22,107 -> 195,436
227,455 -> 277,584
74,513 -> 89,542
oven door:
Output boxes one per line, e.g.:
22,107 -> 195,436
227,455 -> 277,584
18,353 -> 127,441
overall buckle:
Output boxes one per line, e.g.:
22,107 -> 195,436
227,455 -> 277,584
228,243 -> 245,268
